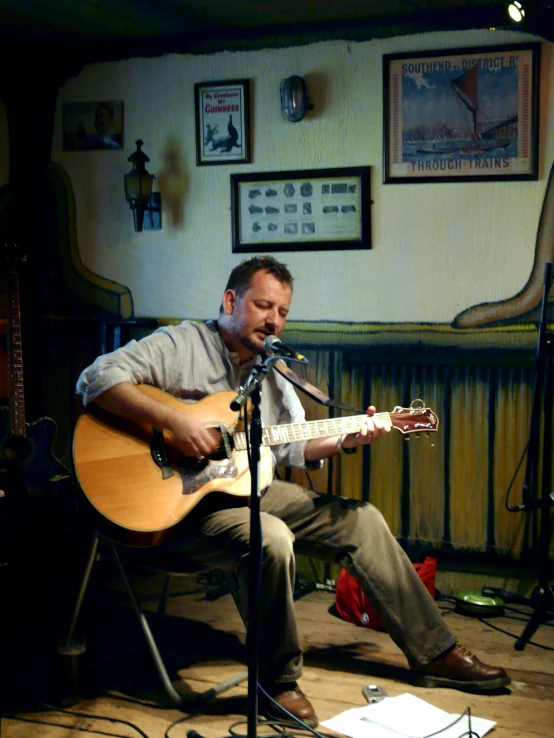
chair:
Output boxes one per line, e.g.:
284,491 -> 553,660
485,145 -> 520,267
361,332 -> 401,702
58,527 -> 248,707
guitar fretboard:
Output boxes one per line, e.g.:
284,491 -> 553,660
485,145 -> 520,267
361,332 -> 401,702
7,271 -> 26,438
233,412 -> 391,450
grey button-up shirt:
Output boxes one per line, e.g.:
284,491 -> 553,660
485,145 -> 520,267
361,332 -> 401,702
76,319 -> 311,468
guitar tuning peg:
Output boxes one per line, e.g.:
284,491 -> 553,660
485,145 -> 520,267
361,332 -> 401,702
415,433 -> 421,439
404,436 -> 410,442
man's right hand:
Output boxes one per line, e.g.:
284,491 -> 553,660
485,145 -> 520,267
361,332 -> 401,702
166,412 -> 220,458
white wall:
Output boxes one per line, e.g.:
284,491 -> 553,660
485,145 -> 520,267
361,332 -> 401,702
52,29 -> 554,323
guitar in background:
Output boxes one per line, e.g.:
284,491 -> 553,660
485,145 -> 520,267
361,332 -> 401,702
0,242 -> 70,570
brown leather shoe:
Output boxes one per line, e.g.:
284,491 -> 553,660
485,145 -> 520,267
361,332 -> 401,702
263,682 -> 318,727
414,643 -> 511,692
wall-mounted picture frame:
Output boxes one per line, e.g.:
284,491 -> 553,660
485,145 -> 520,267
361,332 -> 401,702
62,100 -> 124,151
195,79 -> 251,166
383,43 -> 540,184
231,167 -> 371,253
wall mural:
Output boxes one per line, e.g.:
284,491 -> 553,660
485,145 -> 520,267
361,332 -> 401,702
453,157 -> 554,328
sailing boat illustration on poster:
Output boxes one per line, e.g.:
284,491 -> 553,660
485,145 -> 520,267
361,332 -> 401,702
416,63 -> 515,156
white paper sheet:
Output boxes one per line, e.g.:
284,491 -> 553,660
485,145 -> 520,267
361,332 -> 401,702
321,693 -> 496,738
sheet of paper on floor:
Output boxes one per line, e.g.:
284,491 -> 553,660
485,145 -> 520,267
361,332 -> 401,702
321,692 -> 496,738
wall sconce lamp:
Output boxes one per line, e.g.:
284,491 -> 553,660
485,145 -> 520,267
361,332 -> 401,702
280,76 -> 314,122
124,139 -> 161,231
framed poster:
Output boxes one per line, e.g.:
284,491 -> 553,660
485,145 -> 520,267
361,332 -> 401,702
383,43 -> 540,183
62,100 -> 124,151
231,167 -> 371,253
195,79 -> 251,166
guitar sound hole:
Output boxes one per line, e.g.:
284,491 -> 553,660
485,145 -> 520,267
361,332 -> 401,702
179,456 -> 210,472
205,424 -> 234,461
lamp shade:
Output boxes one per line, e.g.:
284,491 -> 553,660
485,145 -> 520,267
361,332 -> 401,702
124,169 -> 154,203
280,76 -> 313,122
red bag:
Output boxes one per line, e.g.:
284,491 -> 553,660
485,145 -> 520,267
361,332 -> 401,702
335,556 -> 438,631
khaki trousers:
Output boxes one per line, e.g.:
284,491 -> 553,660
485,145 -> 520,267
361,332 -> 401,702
171,480 -> 457,684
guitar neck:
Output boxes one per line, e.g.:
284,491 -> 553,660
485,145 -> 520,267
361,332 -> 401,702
233,412 -> 391,451
6,271 -> 26,438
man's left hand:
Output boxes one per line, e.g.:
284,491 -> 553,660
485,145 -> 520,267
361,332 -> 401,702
341,406 -> 391,450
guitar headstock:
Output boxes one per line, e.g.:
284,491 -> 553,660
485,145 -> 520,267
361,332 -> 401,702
1,239 -> 27,270
0,240 -> 27,272
390,400 -> 439,435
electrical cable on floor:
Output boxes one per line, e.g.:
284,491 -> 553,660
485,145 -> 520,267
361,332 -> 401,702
4,711 -> 150,737
163,711 -> 196,738
474,614 -> 554,650
224,705 -> 482,738
438,595 -> 554,651
503,440 -> 529,512
227,716 -> 339,738
37,701 -> 152,737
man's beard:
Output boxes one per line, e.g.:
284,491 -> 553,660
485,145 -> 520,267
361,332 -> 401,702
240,332 -> 265,357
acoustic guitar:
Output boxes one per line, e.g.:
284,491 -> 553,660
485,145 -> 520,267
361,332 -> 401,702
73,385 -> 439,546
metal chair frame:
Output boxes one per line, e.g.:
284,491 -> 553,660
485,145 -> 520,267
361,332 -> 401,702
59,528 -> 247,707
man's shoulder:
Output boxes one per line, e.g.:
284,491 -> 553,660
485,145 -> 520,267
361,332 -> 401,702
158,319 -> 212,333
157,319 -> 219,344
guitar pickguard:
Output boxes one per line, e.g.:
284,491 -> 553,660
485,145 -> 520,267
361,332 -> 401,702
178,455 -> 239,495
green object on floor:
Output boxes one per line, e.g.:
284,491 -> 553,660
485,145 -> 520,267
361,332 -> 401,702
454,591 -> 505,617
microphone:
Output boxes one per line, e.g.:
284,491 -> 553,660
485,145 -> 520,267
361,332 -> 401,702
263,335 -> 306,362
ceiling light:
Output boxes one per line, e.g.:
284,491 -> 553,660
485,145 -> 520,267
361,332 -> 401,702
507,1 -> 526,22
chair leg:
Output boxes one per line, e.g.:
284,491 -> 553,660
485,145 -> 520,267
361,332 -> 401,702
61,530 -> 99,647
157,573 -> 172,616
108,540 -> 185,707
144,566 -> 248,703
57,529 -> 99,704
224,570 -> 247,627
190,571 -> 248,702
193,669 -> 249,703
59,533 -> 247,707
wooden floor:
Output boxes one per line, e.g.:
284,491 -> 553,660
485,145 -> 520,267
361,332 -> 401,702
2,564 -> 554,738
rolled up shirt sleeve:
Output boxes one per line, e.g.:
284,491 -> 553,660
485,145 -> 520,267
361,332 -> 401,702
76,326 -> 194,406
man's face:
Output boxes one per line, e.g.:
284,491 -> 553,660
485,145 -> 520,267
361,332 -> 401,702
221,269 -> 292,361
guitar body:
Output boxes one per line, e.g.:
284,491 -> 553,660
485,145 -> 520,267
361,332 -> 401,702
72,384 -> 438,547
73,386 -> 274,546
0,408 -> 69,491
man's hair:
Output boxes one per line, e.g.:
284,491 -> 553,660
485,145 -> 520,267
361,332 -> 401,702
224,256 -> 294,296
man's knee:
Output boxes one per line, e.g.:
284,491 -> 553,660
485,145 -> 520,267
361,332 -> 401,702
338,499 -> 391,546
261,514 -> 295,561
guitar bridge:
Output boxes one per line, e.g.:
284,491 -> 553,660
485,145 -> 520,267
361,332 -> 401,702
150,428 -> 174,480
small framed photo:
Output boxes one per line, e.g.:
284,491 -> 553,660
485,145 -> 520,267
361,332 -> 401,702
194,79 -> 251,166
231,167 -> 371,253
383,43 -> 540,183
62,100 -> 124,151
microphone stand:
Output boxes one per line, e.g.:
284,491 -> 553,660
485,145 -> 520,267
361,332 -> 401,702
486,264 -> 554,649
230,353 -> 307,738
512,262 -> 554,649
